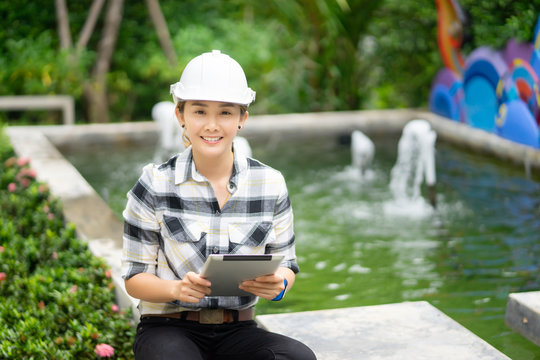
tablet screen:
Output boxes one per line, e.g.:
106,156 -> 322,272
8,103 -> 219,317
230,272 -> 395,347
200,254 -> 284,296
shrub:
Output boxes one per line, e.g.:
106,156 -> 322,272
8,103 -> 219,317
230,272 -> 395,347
0,125 -> 136,359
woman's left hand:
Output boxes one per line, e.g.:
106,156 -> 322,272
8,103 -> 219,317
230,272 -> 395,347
239,274 -> 285,300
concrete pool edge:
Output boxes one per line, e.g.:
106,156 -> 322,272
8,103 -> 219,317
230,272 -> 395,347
256,301 -> 511,359
5,109 -> 539,354
505,291 -> 540,347
9,109 -> 540,170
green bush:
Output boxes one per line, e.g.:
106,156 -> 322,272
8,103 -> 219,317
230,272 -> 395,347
0,125 -> 136,359
0,31 -> 93,125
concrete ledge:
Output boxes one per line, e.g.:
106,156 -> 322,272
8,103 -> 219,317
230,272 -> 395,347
9,110 -> 540,170
505,291 -> 540,346
256,301 -> 510,360
0,95 -> 75,125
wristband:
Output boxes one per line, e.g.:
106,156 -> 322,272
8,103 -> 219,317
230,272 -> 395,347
272,278 -> 288,301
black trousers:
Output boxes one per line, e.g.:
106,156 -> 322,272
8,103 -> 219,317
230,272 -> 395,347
134,316 -> 317,360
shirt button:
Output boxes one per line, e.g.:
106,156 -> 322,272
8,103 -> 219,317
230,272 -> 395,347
212,247 -> 219,254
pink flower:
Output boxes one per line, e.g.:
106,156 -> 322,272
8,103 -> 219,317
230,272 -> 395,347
69,285 -> 78,293
94,343 -> 114,358
17,168 -> 37,179
0,245 -> 4,253
21,178 -> 30,188
8,183 -> 16,192
48,213 -> 55,220
0,272 -> 6,282
27,168 -> 37,178
4,157 -> 16,168
17,157 -> 30,167
105,269 -> 112,278
51,252 -> 58,260
111,304 -> 119,312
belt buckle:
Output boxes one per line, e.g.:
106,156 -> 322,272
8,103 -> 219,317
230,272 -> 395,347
199,309 -> 224,324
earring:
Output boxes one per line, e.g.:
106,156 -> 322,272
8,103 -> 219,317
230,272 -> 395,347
182,124 -> 185,128
238,126 -> 242,129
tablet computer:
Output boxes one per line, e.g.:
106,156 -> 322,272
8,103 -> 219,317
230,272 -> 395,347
200,254 -> 285,296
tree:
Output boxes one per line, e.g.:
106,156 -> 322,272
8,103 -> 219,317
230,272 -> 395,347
83,0 -> 124,123
145,0 -> 177,67
55,0 -> 72,49
76,0 -> 106,52
53,0 -> 177,123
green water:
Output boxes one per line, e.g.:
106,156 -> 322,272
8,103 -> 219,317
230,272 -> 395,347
65,135 -> 540,359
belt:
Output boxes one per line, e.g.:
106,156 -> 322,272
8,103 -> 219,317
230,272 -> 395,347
142,308 -> 254,324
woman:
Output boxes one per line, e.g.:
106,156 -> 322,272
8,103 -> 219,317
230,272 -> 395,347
122,50 -> 316,360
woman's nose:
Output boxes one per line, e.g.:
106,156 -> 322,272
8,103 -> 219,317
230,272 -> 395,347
205,115 -> 219,130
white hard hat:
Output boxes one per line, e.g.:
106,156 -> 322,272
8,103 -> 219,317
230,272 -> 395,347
170,50 -> 256,106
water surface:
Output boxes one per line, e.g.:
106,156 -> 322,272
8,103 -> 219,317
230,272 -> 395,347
65,135 -> 540,359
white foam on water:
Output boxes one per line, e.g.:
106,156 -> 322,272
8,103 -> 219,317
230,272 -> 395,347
348,264 -> 371,274
327,283 -> 341,290
382,197 -> 435,219
335,294 -> 351,301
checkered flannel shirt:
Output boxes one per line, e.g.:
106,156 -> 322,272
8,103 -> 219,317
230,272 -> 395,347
121,145 -> 299,315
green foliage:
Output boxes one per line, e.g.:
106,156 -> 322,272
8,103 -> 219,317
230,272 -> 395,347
170,20 -> 297,114
0,128 -> 136,358
0,31 -> 90,95
365,0 -> 441,109
243,0 -> 385,112
460,0 -> 540,51
0,124 -> 14,160
0,31 -> 93,125
0,0 -> 539,122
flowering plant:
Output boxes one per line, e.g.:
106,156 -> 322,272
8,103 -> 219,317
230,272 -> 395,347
0,127 -> 136,359
95,343 -> 115,358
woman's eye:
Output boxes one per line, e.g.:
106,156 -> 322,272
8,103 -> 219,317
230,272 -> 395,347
195,110 -> 205,115
221,111 -> 232,115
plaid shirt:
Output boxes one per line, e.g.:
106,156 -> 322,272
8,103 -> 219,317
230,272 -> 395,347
121,144 -> 299,315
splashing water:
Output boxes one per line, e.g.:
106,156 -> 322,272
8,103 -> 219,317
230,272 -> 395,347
351,130 -> 375,179
386,119 -> 437,217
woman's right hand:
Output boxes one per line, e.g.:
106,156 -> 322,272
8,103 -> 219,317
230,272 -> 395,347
173,271 -> 212,303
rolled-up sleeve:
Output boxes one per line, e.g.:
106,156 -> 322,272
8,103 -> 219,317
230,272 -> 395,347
121,164 -> 161,280
267,175 -> 299,273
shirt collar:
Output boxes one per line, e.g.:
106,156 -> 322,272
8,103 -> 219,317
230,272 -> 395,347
174,144 -> 248,186
229,142 -> 248,191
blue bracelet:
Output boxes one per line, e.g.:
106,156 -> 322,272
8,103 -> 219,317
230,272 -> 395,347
272,278 -> 288,301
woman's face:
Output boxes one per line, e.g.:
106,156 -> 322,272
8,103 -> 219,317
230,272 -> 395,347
178,100 -> 247,160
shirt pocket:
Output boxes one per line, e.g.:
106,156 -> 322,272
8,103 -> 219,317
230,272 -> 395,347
162,214 -> 206,243
228,221 -> 274,253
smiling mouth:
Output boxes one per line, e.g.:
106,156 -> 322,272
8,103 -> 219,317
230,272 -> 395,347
202,136 -> 223,143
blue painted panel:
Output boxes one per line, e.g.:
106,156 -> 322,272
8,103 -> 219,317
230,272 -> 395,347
465,77 -> 498,132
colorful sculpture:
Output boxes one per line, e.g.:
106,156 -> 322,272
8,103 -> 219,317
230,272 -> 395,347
434,0 -> 465,75
429,68 -> 465,122
431,4 -> 540,149
496,99 -> 539,148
